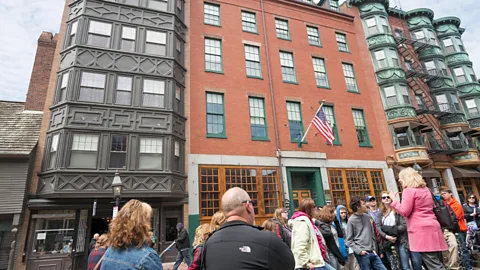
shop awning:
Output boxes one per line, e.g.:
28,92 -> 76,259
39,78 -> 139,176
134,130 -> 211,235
421,168 -> 441,178
451,167 -> 480,178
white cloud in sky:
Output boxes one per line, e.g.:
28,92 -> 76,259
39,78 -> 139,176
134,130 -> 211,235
0,0 -> 478,102
0,0 -> 63,102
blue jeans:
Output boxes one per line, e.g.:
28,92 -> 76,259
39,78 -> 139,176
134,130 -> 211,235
458,232 -> 471,269
410,252 -> 423,270
354,252 -> 387,270
384,243 -> 411,270
173,248 -> 191,270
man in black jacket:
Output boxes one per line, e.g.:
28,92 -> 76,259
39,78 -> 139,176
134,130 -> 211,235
173,222 -> 191,270
203,187 -> 295,270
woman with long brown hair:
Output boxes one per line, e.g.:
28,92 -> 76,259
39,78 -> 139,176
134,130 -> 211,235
101,199 -> 163,269
376,191 -> 411,270
272,207 -> 292,247
316,205 -> 345,269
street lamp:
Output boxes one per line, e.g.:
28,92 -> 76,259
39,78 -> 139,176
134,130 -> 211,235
413,161 -> 423,175
111,170 -> 123,218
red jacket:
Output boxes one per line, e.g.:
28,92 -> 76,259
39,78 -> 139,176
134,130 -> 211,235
448,198 -> 467,232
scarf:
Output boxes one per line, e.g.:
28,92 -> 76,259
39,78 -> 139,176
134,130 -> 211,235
292,211 -> 327,260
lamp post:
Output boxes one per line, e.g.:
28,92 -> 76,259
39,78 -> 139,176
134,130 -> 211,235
111,170 -> 123,218
413,161 -> 423,175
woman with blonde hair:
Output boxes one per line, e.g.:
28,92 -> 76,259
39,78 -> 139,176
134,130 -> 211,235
389,167 -> 448,270
209,211 -> 227,232
87,234 -> 108,270
272,208 -> 292,248
101,199 -> 163,269
188,224 -> 210,270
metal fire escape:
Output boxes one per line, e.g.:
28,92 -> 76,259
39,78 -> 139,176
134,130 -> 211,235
394,35 -> 462,155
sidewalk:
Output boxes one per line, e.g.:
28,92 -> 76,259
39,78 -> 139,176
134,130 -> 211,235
162,262 -> 188,270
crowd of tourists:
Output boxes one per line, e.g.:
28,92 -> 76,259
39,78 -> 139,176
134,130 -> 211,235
85,166 -> 480,270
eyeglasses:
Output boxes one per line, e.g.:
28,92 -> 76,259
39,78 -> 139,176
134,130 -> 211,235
382,196 -> 391,200
470,196 -> 476,199
242,200 -> 256,207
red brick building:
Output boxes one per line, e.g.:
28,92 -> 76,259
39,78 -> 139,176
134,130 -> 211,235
187,0 -> 397,229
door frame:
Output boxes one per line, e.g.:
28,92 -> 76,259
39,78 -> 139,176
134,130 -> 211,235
286,167 -> 325,217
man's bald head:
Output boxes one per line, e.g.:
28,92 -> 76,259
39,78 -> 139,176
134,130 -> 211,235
222,187 -> 250,214
94,233 -> 99,240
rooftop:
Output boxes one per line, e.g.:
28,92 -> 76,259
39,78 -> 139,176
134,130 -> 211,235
0,101 -> 43,156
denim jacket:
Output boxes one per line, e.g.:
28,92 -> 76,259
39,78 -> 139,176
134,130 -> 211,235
101,243 -> 163,270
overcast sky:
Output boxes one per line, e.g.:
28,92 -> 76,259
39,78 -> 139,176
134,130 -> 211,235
0,0 -> 478,102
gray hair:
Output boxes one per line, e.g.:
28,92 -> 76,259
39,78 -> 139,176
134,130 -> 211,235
221,187 -> 250,214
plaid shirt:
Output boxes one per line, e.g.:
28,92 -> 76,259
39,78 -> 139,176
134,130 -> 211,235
87,248 -> 106,270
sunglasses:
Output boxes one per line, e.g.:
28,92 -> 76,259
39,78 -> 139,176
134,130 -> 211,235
242,200 -> 256,207
382,196 -> 391,200
469,196 -> 476,199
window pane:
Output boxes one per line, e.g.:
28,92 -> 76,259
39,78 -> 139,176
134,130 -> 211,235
242,11 -> 257,32
61,73 -> 69,89
366,18 -> 376,27
249,98 -> 266,138
70,134 -> 99,168
122,26 -> 136,40
109,135 -> 127,168
117,76 -> 132,91
206,93 -> 224,135
342,63 -> 357,91
245,45 -> 261,77
146,31 -> 166,44
280,52 -> 296,82
81,72 -> 105,88
51,134 -> 59,152
312,58 -> 328,87
307,26 -> 320,45
205,38 -> 222,72
140,138 -> 163,153
287,102 -> 302,141
275,19 -> 290,39
143,79 -> 165,94
148,0 -> 167,11
204,3 -> 220,25
89,21 -> 112,36
336,33 -> 348,51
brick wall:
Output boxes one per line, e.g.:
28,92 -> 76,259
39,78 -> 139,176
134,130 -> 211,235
24,32 -> 58,111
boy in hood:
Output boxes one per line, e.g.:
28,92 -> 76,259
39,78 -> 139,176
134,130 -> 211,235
336,205 -> 360,270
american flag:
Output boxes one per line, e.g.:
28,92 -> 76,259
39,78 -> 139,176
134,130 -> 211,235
312,108 -> 335,144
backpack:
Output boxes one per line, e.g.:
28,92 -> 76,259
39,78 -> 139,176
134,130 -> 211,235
443,201 -> 460,233
430,190 -> 459,232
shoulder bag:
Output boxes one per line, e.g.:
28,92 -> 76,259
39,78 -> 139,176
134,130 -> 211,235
430,190 -> 456,230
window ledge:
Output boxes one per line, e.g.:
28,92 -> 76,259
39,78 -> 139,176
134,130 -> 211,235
318,86 -> 331,90
252,137 -> 270,142
328,142 -> 343,146
243,30 -> 259,35
283,81 -> 299,85
359,144 -> 373,148
205,70 -> 225,75
348,90 -> 360,94
247,75 -> 264,80
207,134 -> 227,139
204,23 -> 222,28
339,50 -> 351,54
277,37 -> 292,41
310,44 -> 323,48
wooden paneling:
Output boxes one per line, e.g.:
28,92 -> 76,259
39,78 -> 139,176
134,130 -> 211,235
0,158 -> 30,215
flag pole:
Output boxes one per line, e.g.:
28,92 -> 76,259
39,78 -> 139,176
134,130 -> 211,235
298,100 -> 325,147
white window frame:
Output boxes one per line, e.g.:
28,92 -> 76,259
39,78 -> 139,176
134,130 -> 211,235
115,76 -> 133,105
142,79 -> 165,108
121,26 -> 136,52
139,138 -> 163,170
79,72 -> 106,103
204,3 -> 220,26
87,21 -> 112,48
454,67 -> 467,84
374,50 -> 387,69
145,30 -> 167,56
70,134 -> 99,168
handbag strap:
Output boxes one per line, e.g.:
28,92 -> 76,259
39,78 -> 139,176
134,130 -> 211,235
429,189 -> 442,207
93,254 -> 105,270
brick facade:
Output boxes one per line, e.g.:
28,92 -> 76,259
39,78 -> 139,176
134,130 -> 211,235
24,32 -> 58,112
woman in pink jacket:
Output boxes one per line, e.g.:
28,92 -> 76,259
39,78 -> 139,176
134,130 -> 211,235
389,167 -> 448,270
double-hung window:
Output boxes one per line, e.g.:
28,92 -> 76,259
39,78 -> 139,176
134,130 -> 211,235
241,11 -> 257,33
413,30 -> 425,42
280,52 -> 297,83
175,86 -> 181,112
465,99 -> 479,116
205,38 -> 223,73
456,37 -> 465,52
142,79 -> 165,108
443,38 -> 455,54
438,60 -> 448,76
204,3 -> 220,26
450,93 -> 460,111
174,141 -> 180,171
312,57 -> 329,88
48,134 -> 59,169
365,18 -> 377,35
206,93 -> 225,137
249,97 -> 268,140
329,0 -> 339,11
453,67 -> 467,84
336,33 -> 349,52
352,109 -> 370,146
275,19 -> 290,40
68,21 -> 78,47
323,106 -> 340,144
307,26 -> 321,46
374,50 -> 387,69
148,0 -> 167,11
390,49 -> 400,67
139,138 -> 163,170
424,61 -> 436,75
395,128 -> 410,147
244,45 -> 262,78
467,66 -> 477,82
59,72 -> 69,102
116,76 -> 132,105
70,134 -> 99,168
145,30 -> 166,56
87,21 -> 112,48
109,135 -> 127,169
342,63 -> 358,92
287,102 -> 303,142
436,94 -> 449,112
380,17 -> 389,33
79,72 -> 106,103
426,30 -> 438,46
399,85 -> 410,104
384,86 -> 397,107
121,26 -> 136,52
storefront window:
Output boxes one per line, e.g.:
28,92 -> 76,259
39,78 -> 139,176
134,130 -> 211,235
32,217 -> 75,255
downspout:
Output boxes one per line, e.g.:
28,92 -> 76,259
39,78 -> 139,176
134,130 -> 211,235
260,0 -> 287,208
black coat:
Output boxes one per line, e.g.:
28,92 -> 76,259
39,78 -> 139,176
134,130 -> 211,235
88,238 -> 96,252
463,204 -> 480,226
315,220 -> 346,266
175,228 -> 191,250
375,211 -> 408,251
203,220 -> 295,270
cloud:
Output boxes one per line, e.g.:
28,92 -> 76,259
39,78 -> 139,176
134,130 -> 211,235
0,0 -> 63,102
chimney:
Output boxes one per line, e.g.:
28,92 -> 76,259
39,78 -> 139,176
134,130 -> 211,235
24,31 -> 57,111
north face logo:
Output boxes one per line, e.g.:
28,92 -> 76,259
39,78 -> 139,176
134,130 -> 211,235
239,246 -> 251,253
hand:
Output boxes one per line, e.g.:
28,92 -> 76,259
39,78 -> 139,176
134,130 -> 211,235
471,213 -> 476,216
389,190 -> 398,201
307,263 -> 314,270
373,250 -> 377,255
359,251 -> 368,255
386,235 -> 397,243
